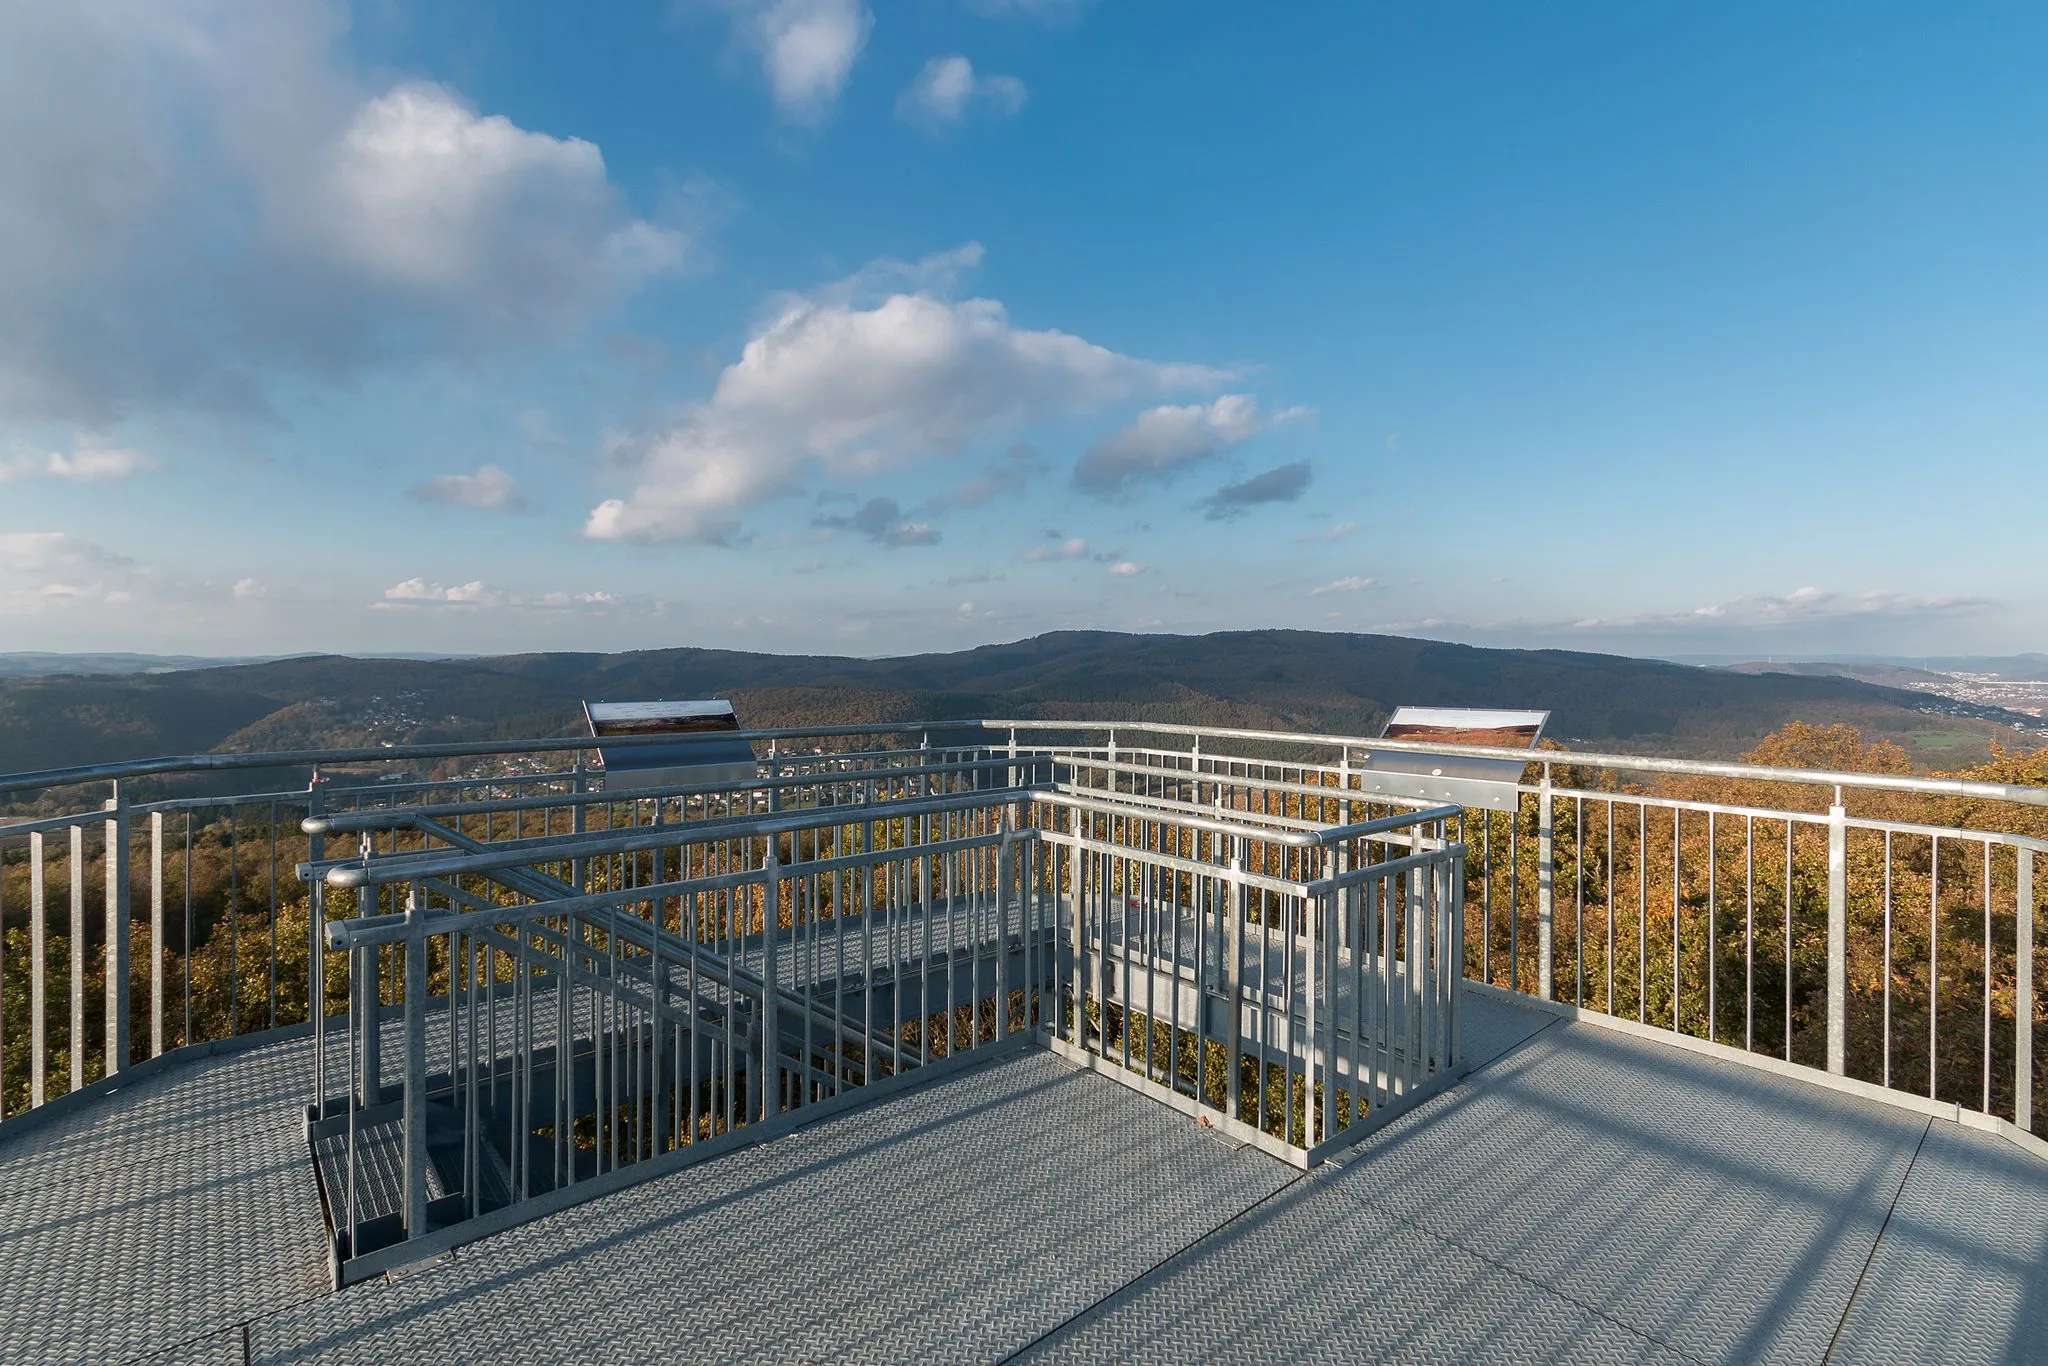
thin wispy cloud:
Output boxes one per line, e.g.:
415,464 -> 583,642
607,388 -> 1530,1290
1200,460 -> 1311,520
408,464 -> 526,511
0,443 -> 160,482
898,55 -> 1027,129
812,495 -> 942,546
374,579 -> 632,611
1025,537 -> 1089,562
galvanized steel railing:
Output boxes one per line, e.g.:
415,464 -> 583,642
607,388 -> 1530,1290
290,765 -> 1461,1280
2,717 -> 2042,1156
1033,789 -> 1465,1165
1001,719 -> 2047,1139
309,777 -> 1043,1282
0,728 -> 994,1123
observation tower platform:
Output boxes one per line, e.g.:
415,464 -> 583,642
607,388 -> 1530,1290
2,719 -> 2043,1362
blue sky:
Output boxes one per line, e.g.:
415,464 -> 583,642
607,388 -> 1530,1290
1,1 -> 2042,659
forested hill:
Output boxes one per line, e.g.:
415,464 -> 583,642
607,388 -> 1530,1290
0,630 -> 2032,776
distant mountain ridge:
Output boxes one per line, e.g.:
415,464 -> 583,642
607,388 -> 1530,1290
3,630 -> 2039,779
0,651 -> 476,678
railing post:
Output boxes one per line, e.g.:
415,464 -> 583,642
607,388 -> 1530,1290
1407,862 -> 1426,1089
1537,765 -> 1554,1002
759,839 -> 780,1124
402,882 -> 429,1240
104,785 -> 131,1077
149,808 -> 164,1059
572,749 -> 588,896
1448,845 -> 1466,1067
2019,848 -> 2034,1133
70,822 -> 85,1093
1225,837 -> 1245,1125
29,831 -> 45,1108
357,850 -> 381,1110
996,816 -> 1015,1042
1826,796 -> 1848,1075
1320,879 -> 1339,1145
307,775 -> 326,1108
767,738 -> 780,814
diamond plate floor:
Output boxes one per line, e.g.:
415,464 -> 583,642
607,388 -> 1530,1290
3,988 -> 2043,1365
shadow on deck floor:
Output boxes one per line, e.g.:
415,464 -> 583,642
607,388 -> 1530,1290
4,990 -> 2041,1365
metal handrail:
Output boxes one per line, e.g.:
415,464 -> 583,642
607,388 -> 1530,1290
989,718 -> 2048,807
318,784 -> 1042,890
1031,787 -> 1457,849
6,714 -> 2044,806
0,720 -> 983,796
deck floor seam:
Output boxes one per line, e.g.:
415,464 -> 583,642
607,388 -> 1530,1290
1325,1169 -> 1713,1366
999,1013 -> 1698,1366
1820,1114 -> 1933,1365
991,1165 -> 1311,1365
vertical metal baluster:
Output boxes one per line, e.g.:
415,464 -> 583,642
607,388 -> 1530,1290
268,797 -> 280,1030
1639,805 -> 1648,1024
184,814 -> 194,1048
1606,801 -> 1616,1015
1672,809 -> 1682,1036
228,804 -> 238,1039
30,832 -> 45,1107
1746,816 -> 1756,1055
1785,821 -> 1794,1062
1883,832 -> 1893,1088
104,788 -> 130,1078
1983,841 -> 1994,1115
1481,815 -> 1491,987
1707,811 -> 1717,1044
69,823 -> 84,1093
1930,837 -> 1941,1101
2017,848 -> 2033,1133
1575,794 -> 1585,1008
1508,802 -> 1519,995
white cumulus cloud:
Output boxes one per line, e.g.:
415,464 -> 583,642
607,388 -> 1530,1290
585,247 -> 1224,543
288,83 -> 689,336
0,2 -> 688,424
898,55 -> 1027,128
1310,576 -> 1378,596
379,578 -> 508,607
